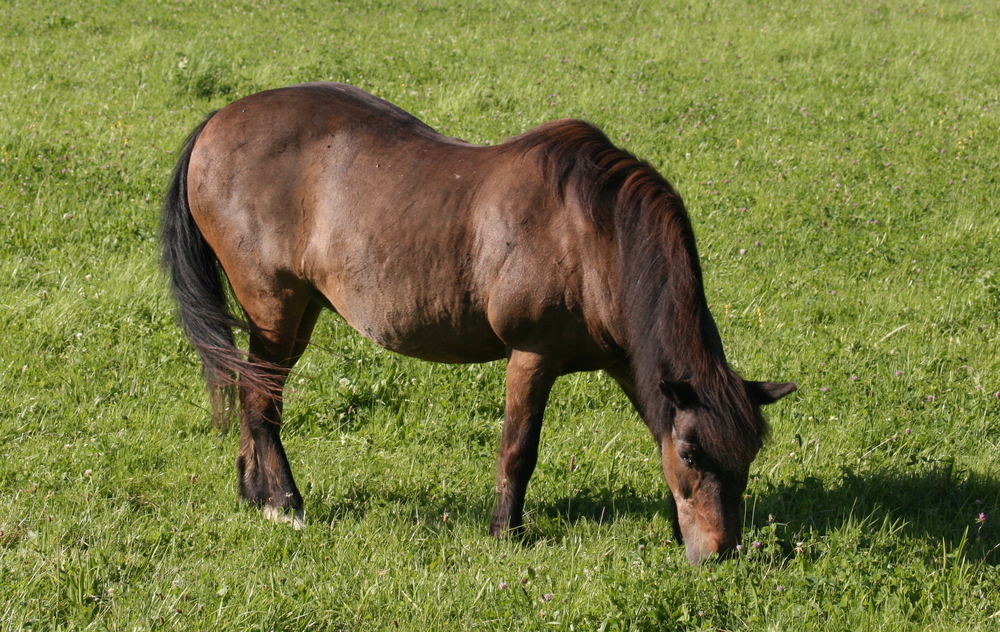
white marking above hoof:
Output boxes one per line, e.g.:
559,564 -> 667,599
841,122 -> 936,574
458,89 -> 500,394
263,505 -> 306,530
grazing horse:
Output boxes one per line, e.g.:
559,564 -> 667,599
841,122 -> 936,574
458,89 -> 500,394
161,83 -> 795,564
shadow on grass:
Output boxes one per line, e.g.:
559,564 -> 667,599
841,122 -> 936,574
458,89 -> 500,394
302,464 -> 997,563
756,464 -> 999,564
528,464 -> 999,562
530,485 -> 669,526
306,480 -> 672,541
306,483 -> 492,532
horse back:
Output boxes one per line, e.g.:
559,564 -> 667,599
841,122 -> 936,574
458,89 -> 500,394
186,83 -> 621,367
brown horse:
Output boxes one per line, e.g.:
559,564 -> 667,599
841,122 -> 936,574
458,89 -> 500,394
161,82 -> 795,564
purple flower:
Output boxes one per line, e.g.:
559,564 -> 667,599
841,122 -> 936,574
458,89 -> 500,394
820,387 -> 830,393
735,544 -> 744,551
776,585 -> 785,592
751,540 -> 762,550
541,593 -> 554,602
926,395 -> 936,402
850,375 -> 859,382
895,370 -> 904,376
739,248 -> 747,256
977,513 -> 987,523
904,427 -> 911,435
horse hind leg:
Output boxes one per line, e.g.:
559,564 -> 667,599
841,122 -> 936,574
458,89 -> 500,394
235,286 -> 322,529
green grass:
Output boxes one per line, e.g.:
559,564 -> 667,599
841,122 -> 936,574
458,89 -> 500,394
1,0 -> 998,629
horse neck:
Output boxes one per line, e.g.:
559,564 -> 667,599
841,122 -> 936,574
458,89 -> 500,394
614,200 -> 728,420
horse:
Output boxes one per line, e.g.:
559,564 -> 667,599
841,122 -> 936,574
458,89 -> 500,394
161,82 -> 795,564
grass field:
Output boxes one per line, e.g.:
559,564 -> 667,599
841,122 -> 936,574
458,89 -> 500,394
1,1 -> 998,629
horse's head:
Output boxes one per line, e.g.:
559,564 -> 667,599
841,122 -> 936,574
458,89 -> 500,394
658,378 -> 796,564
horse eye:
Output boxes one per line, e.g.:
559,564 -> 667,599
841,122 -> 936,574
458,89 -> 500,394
675,438 -> 700,468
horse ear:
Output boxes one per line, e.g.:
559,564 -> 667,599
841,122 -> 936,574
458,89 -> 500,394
745,381 -> 797,406
660,379 -> 700,409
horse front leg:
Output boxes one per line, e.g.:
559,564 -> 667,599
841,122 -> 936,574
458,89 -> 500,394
489,350 -> 557,537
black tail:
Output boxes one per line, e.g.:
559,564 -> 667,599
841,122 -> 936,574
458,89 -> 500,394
160,112 -> 272,428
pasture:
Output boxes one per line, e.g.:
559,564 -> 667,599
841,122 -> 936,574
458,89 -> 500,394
1,1 -> 997,629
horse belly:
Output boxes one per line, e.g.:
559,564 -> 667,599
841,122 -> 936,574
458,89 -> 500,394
309,239 -> 505,363
333,290 -> 506,363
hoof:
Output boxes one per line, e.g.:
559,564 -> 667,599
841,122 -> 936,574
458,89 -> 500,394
263,504 -> 306,530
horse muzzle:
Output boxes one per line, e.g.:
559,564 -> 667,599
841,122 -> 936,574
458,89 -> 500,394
676,497 -> 740,565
